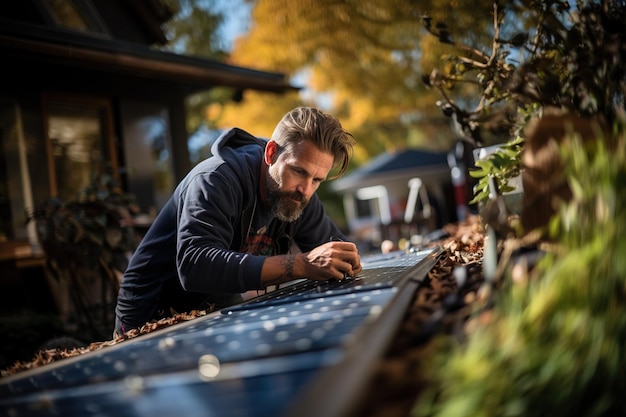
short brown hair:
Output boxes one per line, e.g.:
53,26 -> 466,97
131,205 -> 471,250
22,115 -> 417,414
270,107 -> 354,179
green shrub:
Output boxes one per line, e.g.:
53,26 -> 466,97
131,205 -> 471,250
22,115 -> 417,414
414,129 -> 626,417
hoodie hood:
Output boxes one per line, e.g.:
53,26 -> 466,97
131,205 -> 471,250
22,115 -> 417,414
211,127 -> 268,157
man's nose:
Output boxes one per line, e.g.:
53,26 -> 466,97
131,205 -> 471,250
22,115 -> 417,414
296,180 -> 313,197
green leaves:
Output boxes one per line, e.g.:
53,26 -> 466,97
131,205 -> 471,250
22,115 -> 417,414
417,126 -> 626,417
469,136 -> 524,205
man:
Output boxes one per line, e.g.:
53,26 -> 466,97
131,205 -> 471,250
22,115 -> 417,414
115,107 -> 362,335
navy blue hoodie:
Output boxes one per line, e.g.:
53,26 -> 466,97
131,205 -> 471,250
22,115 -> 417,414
115,128 -> 344,332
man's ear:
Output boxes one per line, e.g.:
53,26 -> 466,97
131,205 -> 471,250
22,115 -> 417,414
265,140 -> 279,165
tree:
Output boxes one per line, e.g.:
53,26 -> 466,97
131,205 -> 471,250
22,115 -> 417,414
421,0 -> 626,216
160,0 -> 228,60
160,0 -> 242,135
227,0 -> 499,163
423,0 -> 626,146
216,90 -> 304,137
158,0 -> 518,163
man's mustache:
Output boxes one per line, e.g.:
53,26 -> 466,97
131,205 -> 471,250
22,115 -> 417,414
287,191 -> 305,202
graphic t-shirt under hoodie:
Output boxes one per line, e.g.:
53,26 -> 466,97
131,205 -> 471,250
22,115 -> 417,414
115,128 -> 344,332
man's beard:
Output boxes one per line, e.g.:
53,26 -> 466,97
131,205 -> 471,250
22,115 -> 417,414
266,172 -> 309,222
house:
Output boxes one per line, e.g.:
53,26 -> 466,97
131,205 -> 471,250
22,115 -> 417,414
330,148 -> 460,250
0,0 -> 294,258
0,0 -> 295,320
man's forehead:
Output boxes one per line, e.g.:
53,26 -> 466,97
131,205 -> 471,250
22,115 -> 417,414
281,141 -> 334,174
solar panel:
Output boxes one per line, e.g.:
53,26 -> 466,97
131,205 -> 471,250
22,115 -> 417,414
0,248 -> 440,417
225,248 -> 424,312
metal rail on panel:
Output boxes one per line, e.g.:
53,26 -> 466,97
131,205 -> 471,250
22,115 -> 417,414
284,247 -> 443,417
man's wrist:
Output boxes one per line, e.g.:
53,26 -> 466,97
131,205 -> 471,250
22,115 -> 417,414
261,254 -> 303,288
280,254 -> 296,281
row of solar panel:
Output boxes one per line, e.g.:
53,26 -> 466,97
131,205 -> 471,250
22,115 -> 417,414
0,248 -> 437,417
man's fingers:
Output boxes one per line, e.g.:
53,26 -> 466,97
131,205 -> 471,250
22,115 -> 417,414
306,240 -> 361,281
336,258 -> 363,278
331,241 -> 357,249
336,244 -> 361,277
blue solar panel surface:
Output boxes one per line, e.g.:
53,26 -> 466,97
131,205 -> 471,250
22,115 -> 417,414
0,248 -> 436,417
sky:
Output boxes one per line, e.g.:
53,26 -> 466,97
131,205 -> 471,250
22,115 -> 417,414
212,0 -> 252,51
201,0 -> 328,109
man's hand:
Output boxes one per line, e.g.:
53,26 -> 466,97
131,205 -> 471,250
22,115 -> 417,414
260,241 -> 362,287
301,241 -> 362,281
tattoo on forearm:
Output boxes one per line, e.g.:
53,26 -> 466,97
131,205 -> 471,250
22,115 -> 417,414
264,255 -> 296,288
281,255 -> 295,280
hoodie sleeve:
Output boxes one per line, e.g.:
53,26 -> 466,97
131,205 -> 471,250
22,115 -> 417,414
175,162 -> 266,293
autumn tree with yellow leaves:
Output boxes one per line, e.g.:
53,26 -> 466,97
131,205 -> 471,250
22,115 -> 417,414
221,0 -> 497,164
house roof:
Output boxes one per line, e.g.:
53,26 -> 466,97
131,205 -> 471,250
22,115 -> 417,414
331,148 -> 451,193
0,18 -> 296,94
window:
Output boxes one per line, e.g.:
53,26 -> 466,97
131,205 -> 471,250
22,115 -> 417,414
120,99 -> 175,214
44,95 -> 118,201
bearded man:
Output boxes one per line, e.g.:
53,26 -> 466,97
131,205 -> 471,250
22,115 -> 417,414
114,107 -> 362,335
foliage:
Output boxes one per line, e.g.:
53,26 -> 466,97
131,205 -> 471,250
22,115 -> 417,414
422,0 -> 626,205
160,0 -> 542,160
29,169 -> 139,339
160,0 -> 229,60
469,136 -> 524,204
215,90 -> 305,138
159,0 -> 241,135
414,1 -> 626,415
415,127 -> 626,417
160,0 -> 626,165
227,0 -> 499,158
31,170 -> 138,276
423,0 -> 626,144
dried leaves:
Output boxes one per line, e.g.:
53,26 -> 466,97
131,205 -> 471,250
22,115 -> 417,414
1,310 -> 208,377
353,215 -> 486,417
